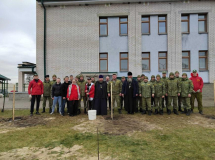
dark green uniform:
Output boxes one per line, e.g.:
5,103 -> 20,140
136,75 -> 142,112
154,79 -> 165,111
77,79 -> 87,109
43,80 -> 52,111
161,76 -> 168,108
150,75 -> 156,107
175,76 -> 182,111
107,79 -> 122,110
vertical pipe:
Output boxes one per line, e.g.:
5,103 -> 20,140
42,0 -> 46,79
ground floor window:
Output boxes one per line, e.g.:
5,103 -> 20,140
158,52 -> 167,71
120,52 -> 128,71
199,51 -> 208,71
99,53 -> 108,71
142,52 -> 150,71
182,51 -> 190,71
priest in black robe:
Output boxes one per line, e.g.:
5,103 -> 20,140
122,72 -> 139,114
94,75 -> 107,115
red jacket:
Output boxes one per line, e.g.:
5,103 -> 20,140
67,84 -> 80,101
85,83 -> 95,100
189,73 -> 204,92
28,79 -> 44,95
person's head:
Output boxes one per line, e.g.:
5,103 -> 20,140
151,75 -> 155,81
106,76 -> 109,81
87,77 -> 91,84
175,71 -> 179,77
121,76 -> 125,82
65,76 -> 69,82
99,75 -> 103,82
45,75 -> 49,81
80,75 -> 84,81
70,75 -> 73,81
127,72 -> 132,79
144,76 -> 148,82
182,73 -> 187,79
169,72 -> 174,79
112,74 -> 117,80
141,74 -> 145,81
34,74 -> 38,80
156,74 -> 161,81
162,71 -> 166,78
57,78 -> 61,83
137,75 -> 141,81
75,75 -> 79,81
52,74 -> 57,81
192,70 -> 197,76
72,79 -> 76,84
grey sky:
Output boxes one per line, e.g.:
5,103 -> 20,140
0,0 -> 36,83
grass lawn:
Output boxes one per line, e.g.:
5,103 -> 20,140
0,107 -> 215,160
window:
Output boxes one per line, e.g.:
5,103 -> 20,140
182,51 -> 190,70
120,52 -> 128,71
158,15 -> 167,34
99,18 -> 108,36
199,51 -> 208,70
198,14 -> 207,33
99,53 -> 108,71
141,16 -> 150,34
181,15 -> 189,33
119,17 -> 128,35
142,52 -> 150,71
158,52 -> 167,71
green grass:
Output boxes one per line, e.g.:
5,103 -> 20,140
0,108 -> 215,159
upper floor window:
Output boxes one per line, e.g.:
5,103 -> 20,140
141,16 -> 150,34
198,14 -> 207,33
158,15 -> 167,34
99,18 -> 108,36
119,17 -> 128,35
181,15 -> 189,33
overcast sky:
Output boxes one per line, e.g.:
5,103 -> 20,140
0,0 -> 36,83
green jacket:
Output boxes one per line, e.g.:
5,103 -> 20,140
137,80 -> 142,95
77,80 -> 86,96
180,78 -> 193,97
43,80 -> 52,96
139,81 -> 155,98
166,77 -> 181,96
154,80 -> 165,98
107,79 -> 122,95
175,76 -> 182,82
150,80 -> 155,85
50,80 -> 56,94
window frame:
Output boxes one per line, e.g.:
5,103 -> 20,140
99,53 -> 108,72
199,50 -> 208,71
158,51 -> 168,71
182,51 -> 190,71
198,14 -> 207,33
119,17 -> 128,36
99,17 -> 108,36
142,52 -> 150,71
119,52 -> 129,72
158,15 -> 167,34
141,16 -> 150,35
181,14 -> 190,34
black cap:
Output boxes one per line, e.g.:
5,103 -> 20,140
45,75 -> 49,78
34,73 -> 38,76
87,77 -> 91,80
127,72 -> 132,76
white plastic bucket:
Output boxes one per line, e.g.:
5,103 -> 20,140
88,110 -> 97,120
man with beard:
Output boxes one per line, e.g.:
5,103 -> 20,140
94,75 -> 107,115
121,72 -> 138,114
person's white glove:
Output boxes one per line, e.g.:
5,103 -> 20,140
193,90 -> 196,93
29,95 -> 32,98
196,89 -> 200,93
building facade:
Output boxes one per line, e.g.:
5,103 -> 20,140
36,0 -> 215,83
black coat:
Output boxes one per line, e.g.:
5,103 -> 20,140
94,81 -> 107,99
61,82 -> 70,98
122,79 -> 138,97
52,83 -> 62,97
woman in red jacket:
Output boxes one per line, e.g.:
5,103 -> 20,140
67,79 -> 80,116
85,77 -> 95,111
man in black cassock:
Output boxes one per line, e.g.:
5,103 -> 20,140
122,72 -> 139,114
94,75 -> 107,115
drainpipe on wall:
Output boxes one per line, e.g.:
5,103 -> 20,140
41,0 -> 46,78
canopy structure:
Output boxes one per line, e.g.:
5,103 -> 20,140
0,74 -> 11,112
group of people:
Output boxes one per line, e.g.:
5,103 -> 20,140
28,69 -> 204,117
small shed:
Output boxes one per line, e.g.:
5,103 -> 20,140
0,74 -> 11,112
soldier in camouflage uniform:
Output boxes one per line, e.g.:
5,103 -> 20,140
154,75 -> 165,115
150,75 -> 156,107
107,74 -> 122,114
139,76 -> 155,115
120,76 -> 125,110
161,71 -> 168,109
141,74 -> 145,82
166,72 -> 181,115
180,73 -> 193,116
42,75 -> 52,113
175,71 -> 182,112
77,74 -> 87,114
50,74 -> 59,112
75,75 -> 80,82
136,75 -> 142,112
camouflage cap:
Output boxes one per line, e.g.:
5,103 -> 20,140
175,71 -> 179,74
151,75 -> 155,78
192,69 -> 197,73
169,72 -> 174,76
91,76 -> 94,78
137,75 -> 141,78
76,75 -> 80,78
121,76 -> 125,79
162,71 -> 167,74
141,74 -> 145,77
156,74 -> 161,78
182,73 -> 187,76
52,74 -> 57,77
79,74 -> 84,78
144,76 -> 148,79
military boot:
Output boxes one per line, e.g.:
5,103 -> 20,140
140,108 -> 143,112
199,111 -> 203,115
135,108 -> 138,113
191,109 -> 193,113
142,110 -> 146,115
178,106 -> 182,112
49,108 -> 52,113
159,109 -> 163,115
84,108 -> 87,114
118,109 -> 122,114
42,107 -> 45,113
186,109 -> 191,116
167,109 -> 171,115
182,108 -> 187,114
57,107 -> 59,113
174,109 -> 179,115
154,109 -> 158,115
148,110 -> 151,116
77,109 -> 81,115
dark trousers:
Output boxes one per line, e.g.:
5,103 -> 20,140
68,100 -> 78,116
151,96 -> 155,106
108,96 -> 111,110
120,96 -> 124,109
62,98 -> 69,115
88,100 -> 94,110
30,95 -> 41,113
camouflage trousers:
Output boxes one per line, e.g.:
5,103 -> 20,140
142,97 -> 151,110
190,92 -> 203,111
78,96 -> 87,109
167,96 -> 178,110
181,97 -> 191,110
43,96 -> 52,108
136,96 -> 142,109
154,97 -> 163,110
112,94 -> 121,109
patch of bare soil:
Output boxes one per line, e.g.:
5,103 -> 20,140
187,114 -> 215,128
72,115 -> 162,135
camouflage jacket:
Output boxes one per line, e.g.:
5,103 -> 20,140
139,81 -> 155,98
154,80 -> 165,98
77,80 -> 87,96
166,77 -> 181,96
107,79 -> 122,95
43,80 -> 52,96
180,78 -> 193,97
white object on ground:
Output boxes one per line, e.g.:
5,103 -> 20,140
0,94 -> 3,98
88,110 -> 97,120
